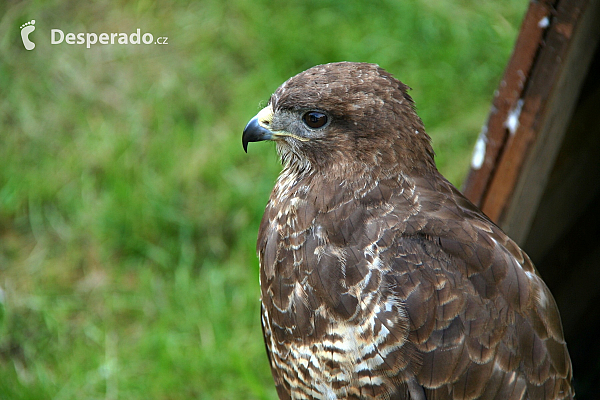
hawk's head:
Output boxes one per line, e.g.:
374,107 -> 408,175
243,62 -> 436,177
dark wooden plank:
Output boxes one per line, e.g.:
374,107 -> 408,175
524,78 -> 600,263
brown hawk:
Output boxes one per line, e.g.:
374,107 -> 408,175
242,62 -> 573,400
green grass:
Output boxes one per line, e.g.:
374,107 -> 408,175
0,0 -> 527,398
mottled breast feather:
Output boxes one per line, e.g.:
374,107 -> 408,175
250,62 -> 573,400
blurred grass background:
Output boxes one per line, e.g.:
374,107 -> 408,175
0,0 -> 527,399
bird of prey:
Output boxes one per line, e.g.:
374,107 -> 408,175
242,62 -> 573,400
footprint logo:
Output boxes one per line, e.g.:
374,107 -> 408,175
20,20 -> 36,50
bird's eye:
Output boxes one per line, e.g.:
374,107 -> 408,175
302,111 -> 328,129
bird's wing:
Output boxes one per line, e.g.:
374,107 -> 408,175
381,175 -> 574,399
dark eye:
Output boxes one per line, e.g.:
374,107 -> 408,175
302,111 -> 328,129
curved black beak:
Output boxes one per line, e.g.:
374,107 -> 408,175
242,116 -> 273,153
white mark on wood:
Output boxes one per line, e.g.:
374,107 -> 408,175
505,99 -> 524,135
471,127 -> 487,169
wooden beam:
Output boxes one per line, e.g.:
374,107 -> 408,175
462,0 -> 557,206
462,0 -> 600,245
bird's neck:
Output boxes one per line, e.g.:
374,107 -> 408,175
272,160 -> 432,219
